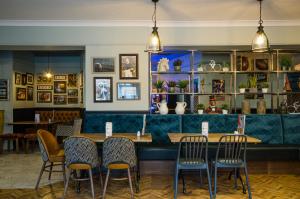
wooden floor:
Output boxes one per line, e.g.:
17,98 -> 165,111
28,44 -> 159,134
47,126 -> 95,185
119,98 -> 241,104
1,174 -> 300,199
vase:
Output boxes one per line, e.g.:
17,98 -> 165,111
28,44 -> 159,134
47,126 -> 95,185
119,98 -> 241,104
262,88 -> 268,93
257,99 -> 266,114
242,100 -> 251,114
241,57 -> 249,71
198,67 -> 204,72
198,109 -> 204,114
157,101 -> 168,115
175,102 -> 187,115
169,87 -> 175,93
222,109 -> 228,114
239,88 -> 245,93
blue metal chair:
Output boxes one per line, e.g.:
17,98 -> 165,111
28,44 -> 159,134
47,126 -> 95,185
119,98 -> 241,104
174,135 -> 213,199
212,134 -> 251,199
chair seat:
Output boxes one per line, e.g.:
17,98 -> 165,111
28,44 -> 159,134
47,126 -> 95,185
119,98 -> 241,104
213,159 -> 245,168
49,149 -> 65,162
178,158 -> 207,169
69,163 -> 91,170
108,163 -> 129,170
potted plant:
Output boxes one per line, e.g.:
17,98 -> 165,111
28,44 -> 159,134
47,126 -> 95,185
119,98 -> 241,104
154,80 -> 164,93
280,55 -> 292,71
173,59 -> 182,72
197,104 -> 205,114
197,61 -> 205,71
248,75 -> 257,93
178,80 -> 189,93
262,82 -> 269,93
221,104 -> 229,114
167,81 -> 177,93
222,61 -> 230,72
239,83 -> 247,93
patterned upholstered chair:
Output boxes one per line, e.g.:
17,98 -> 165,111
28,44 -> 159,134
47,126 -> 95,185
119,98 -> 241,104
35,129 -> 65,190
102,137 -> 137,199
63,136 -> 102,199
56,119 -> 82,141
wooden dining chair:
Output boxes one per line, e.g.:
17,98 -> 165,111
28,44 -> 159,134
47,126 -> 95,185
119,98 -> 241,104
212,134 -> 251,199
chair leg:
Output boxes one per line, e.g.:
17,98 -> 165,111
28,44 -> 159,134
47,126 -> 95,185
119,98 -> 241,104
174,167 -> 179,199
89,169 -> 95,199
214,166 -> 218,198
62,163 -> 66,186
48,162 -> 53,180
199,170 -> 203,186
35,161 -> 46,190
15,138 -> 19,153
234,168 -> 238,189
180,170 -> 187,193
244,167 -> 252,199
206,167 -> 213,199
63,169 -> 71,199
102,169 -> 110,199
99,166 -> 103,188
127,168 -> 134,199
134,167 -> 139,193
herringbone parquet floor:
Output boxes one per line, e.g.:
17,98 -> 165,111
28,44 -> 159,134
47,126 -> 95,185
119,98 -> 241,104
1,174 -> 300,199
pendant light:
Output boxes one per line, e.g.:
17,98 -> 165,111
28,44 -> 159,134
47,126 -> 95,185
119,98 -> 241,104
145,0 -> 162,53
252,0 -> 270,52
45,53 -> 53,79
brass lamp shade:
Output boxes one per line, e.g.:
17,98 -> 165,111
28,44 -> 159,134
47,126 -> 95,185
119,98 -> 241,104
252,25 -> 269,52
146,27 -> 162,53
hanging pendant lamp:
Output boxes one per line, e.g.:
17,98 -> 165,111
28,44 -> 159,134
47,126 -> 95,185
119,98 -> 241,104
145,0 -> 162,53
252,0 -> 270,52
45,53 -> 53,79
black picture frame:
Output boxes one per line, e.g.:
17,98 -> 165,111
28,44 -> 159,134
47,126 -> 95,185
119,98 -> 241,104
0,79 -> 9,101
119,54 -> 138,79
21,74 -> 27,85
27,86 -> 34,101
92,57 -> 115,73
37,91 -> 52,103
16,87 -> 26,101
94,77 -> 113,103
26,73 -> 34,85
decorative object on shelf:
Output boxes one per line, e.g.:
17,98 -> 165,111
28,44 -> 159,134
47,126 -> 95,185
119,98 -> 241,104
167,81 -> 176,93
206,96 -> 221,114
197,63 -> 204,72
197,104 -> 205,114
239,83 -> 247,93
200,79 -> 205,94
278,100 -> 288,114
68,74 -> 77,87
37,91 -> 52,103
117,82 -> 140,100
157,100 -> 168,115
92,57 -> 115,73
242,100 -> 251,114
178,80 -> 189,93
145,0 -> 162,53
221,104 -> 229,114
119,54 -> 138,79
294,64 -> 300,71
94,77 -> 113,102
26,73 -> 34,85
157,58 -> 169,72
280,55 -> 292,71
206,60 -> 221,71
175,102 -> 187,115
154,79 -> 164,93
27,86 -> 33,101
54,95 -> 67,105
287,101 -> 300,114
16,87 -> 26,101
241,57 -> 249,71
248,75 -> 257,93
261,82 -> 268,93
255,59 -> 268,70
284,75 -> 292,92
257,99 -> 266,114
252,0 -> 270,52
54,81 -> 67,94
173,59 -> 182,72
212,79 -> 225,94
222,61 -> 230,72
0,79 -> 9,101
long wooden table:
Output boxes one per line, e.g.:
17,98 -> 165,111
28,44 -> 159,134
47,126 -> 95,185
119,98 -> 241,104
81,133 -> 152,143
168,133 -> 261,143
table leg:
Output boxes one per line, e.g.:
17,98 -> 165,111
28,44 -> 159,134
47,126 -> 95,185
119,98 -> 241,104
135,143 -> 140,192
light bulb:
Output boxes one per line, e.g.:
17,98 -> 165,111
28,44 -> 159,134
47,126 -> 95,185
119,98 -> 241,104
252,26 -> 269,52
45,72 -> 52,79
146,27 -> 162,52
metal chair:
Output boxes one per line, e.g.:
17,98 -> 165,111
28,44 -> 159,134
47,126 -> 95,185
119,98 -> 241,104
35,129 -> 65,190
63,136 -> 102,199
56,118 -> 82,138
212,134 -> 251,199
174,135 -> 213,199
102,137 -> 137,199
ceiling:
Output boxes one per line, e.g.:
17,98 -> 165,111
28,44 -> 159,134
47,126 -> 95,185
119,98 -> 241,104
0,0 -> 299,26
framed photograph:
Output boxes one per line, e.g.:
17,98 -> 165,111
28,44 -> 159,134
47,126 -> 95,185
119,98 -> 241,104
68,74 -> 77,87
54,95 -> 67,105
255,59 -> 269,71
68,97 -> 78,104
93,57 -> 115,73
37,85 -> 53,90
16,87 -> 26,101
119,54 -> 138,79
94,77 -> 112,102
117,82 -> 141,100
54,75 -> 67,81
212,79 -> 225,94
54,81 -> 67,94
37,91 -> 52,103
21,74 -> 27,85
26,73 -> 34,85
37,73 -> 52,84
27,86 -> 34,101
68,89 -> 78,97
0,79 -> 9,101
15,72 -> 21,85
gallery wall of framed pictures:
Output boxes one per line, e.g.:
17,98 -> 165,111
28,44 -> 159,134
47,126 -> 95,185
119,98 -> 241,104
15,72 -> 34,102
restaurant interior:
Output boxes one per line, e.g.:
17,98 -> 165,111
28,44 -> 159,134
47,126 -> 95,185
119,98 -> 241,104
0,0 -> 300,198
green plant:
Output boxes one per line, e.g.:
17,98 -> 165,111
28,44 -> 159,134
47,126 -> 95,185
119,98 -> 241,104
197,104 -> 205,110
221,104 -> 229,110
178,80 -> 189,89
280,55 -> 292,68
223,61 -> 230,68
248,76 -> 257,88
154,80 -> 164,89
167,81 -> 176,87
239,83 -> 247,89
173,59 -> 182,66
262,82 -> 269,88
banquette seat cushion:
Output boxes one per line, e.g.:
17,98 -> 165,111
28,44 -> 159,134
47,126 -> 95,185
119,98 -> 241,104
35,110 -> 81,123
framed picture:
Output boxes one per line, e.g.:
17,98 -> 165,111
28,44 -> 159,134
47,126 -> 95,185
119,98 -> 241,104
68,89 -> 78,97
92,57 -> 115,73
94,77 -> 112,102
0,79 -> 9,101
54,95 -> 67,105
37,85 -> 53,90
54,75 -> 67,81
54,81 -> 67,94
37,91 -> 52,103
117,82 -> 141,100
119,54 -> 138,79
15,72 -> 21,85
68,97 -> 78,104
27,86 -> 34,101
255,59 -> 269,71
16,87 -> 26,101
26,73 -> 34,85
21,74 -> 27,85
68,74 -> 77,87
37,73 -> 52,84
212,79 -> 225,94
